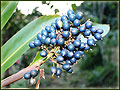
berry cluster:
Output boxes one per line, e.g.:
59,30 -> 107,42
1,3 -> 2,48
51,67 -> 62,77
24,70 -> 38,85
27,9 -> 104,78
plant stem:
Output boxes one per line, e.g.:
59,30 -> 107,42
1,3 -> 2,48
1,47 -> 59,88
1,60 -> 44,87
35,69 -> 44,89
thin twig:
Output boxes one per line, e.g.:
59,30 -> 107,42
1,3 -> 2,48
35,69 -> 45,89
1,47 -> 59,88
1,60 -> 45,87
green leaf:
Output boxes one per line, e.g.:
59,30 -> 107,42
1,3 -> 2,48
1,15 -> 60,74
72,4 -> 77,11
54,9 -> 59,14
30,51 -> 42,66
1,1 -> 18,30
79,23 -> 110,42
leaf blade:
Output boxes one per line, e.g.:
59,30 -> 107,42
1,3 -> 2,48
1,1 -> 18,30
1,15 -> 60,74
30,51 -> 43,66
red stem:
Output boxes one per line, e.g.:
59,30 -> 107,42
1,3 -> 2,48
35,69 -> 44,89
1,47 -> 58,88
1,60 -> 45,87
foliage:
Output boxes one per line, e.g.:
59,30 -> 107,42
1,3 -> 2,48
1,8 -> 42,80
1,1 -> 18,30
54,9 -> 59,14
1,1 -> 118,89
75,1 -> 118,88
2,8 -> 42,45
87,63 -> 118,87
1,14 -> 60,74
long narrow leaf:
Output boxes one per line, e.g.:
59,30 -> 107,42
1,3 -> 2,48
30,51 -> 42,66
1,15 -> 60,74
1,1 -> 18,30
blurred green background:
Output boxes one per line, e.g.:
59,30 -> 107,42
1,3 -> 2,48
1,1 -> 119,89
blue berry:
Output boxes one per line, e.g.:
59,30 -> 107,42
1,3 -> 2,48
51,38 -> 57,45
63,20 -> 69,24
76,12 -> 83,20
84,29 -> 91,36
45,26 -> 51,33
41,35 -> 46,44
67,67 -> 73,73
55,18 -> 62,29
70,57 -> 76,64
87,38 -> 95,46
60,49 -> 68,57
79,42 -> 85,50
68,14 -> 76,22
45,37 -> 51,45
29,41 -> 36,48
37,33 -> 42,41
57,55 -> 64,62
34,39 -> 41,46
96,29 -> 104,34
62,31 -> 70,38
90,26 -> 96,33
67,9 -> 74,16
24,72 -> 31,79
30,70 -> 38,78
61,15 -> 68,22
68,43 -> 75,51
85,21 -> 92,28
66,59 -> 73,65
79,51 -> 84,56
41,30 -> 48,36
84,43 -> 90,50
94,33 -> 102,40
73,19 -> 80,26
50,26 -> 56,32
40,50 -> 47,57
67,51 -> 74,58
74,51 -> 81,59
73,39 -> 81,47
55,18 -> 61,22
58,38 -> 65,45
50,32 -> 56,38
63,23 -> 70,30
79,25 -> 86,32
51,67 -> 57,74
51,22 -> 56,29
62,64 -> 71,71
56,68 -> 62,76
71,28 -> 79,36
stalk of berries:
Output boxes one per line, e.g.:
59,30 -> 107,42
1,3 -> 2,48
24,9 -> 104,81
24,70 -> 38,85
